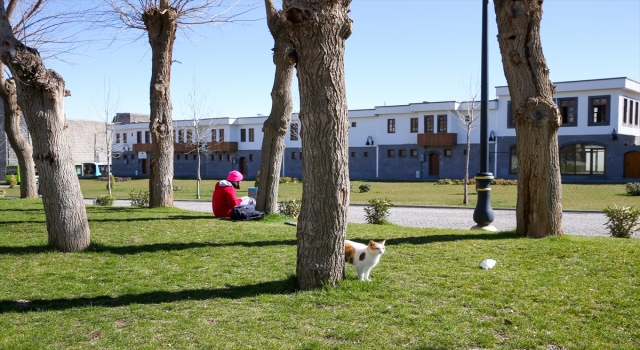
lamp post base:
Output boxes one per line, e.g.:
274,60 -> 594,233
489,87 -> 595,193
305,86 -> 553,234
470,224 -> 498,232
472,172 -> 496,231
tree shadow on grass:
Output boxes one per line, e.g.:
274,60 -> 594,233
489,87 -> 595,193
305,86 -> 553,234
0,239 -> 298,256
390,231 -> 518,245
0,276 -> 298,314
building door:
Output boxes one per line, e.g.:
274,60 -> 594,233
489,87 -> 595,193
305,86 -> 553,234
624,151 -> 640,178
240,157 -> 247,176
429,153 -> 440,176
141,159 -> 148,175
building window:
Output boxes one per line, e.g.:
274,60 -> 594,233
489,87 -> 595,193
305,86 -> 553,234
628,100 -> 634,126
123,133 -> 128,143
300,151 -> 303,159
178,130 -> 184,143
410,118 -> 418,133
145,131 -> 150,144
192,154 -> 196,160
137,131 -> 142,144
558,97 -> 578,126
219,154 -> 223,161
623,98 -> 628,124
177,154 -> 181,160
424,115 -> 434,133
249,128 -> 255,142
249,154 -> 254,161
636,101 -> 639,125
437,115 -> 447,132
387,149 -> 395,157
290,123 -> 299,141
444,149 -> 452,157
116,133 -> 120,143
364,152 -> 369,157
227,155 -> 232,161
410,149 -> 418,157
292,152 -> 297,159
351,122 -> 356,127
351,152 -> 356,157
241,129 -> 247,142
211,129 -> 217,142
560,144 -> 605,175
211,154 -> 215,161
219,129 -> 225,142
387,119 -> 396,133
507,101 -> 515,128
399,149 -> 406,157
173,130 -> 176,142
131,154 -> 135,160
510,147 -> 518,173
187,130 -> 193,143
588,95 -> 610,126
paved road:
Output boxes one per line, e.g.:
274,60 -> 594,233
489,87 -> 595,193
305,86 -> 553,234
86,199 -> 610,237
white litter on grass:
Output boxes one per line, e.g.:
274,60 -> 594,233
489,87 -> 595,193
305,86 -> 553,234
480,259 -> 496,270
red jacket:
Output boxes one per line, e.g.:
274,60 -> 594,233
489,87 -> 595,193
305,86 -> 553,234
212,180 -> 242,217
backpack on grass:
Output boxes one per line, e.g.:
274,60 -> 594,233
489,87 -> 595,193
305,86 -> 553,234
231,205 -> 265,221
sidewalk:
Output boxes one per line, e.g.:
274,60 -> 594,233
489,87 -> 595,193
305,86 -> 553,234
85,199 -> 610,237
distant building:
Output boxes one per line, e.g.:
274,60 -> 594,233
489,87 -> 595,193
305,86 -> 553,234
111,77 -> 640,182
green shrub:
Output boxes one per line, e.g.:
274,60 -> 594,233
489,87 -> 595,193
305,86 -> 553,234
434,179 -> 452,185
173,185 -> 184,191
359,183 -> 372,193
279,177 -> 299,184
603,205 -> 640,238
93,194 -> 116,206
364,198 -> 393,224
625,182 -> 640,196
493,179 -> 517,185
8,174 -> 17,188
129,189 -> 150,208
254,171 -> 260,187
0,189 -> 6,198
278,198 -> 301,218
106,174 -> 116,191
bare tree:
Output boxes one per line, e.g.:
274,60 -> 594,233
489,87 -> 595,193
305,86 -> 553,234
0,0 -> 91,251
180,72 -> 217,199
493,0 -> 563,238
450,78 -> 480,205
104,0 -> 252,208
93,77 -> 119,195
256,0 -> 295,214
281,0 -> 352,290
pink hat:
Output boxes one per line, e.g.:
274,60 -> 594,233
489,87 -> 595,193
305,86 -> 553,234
227,170 -> 243,182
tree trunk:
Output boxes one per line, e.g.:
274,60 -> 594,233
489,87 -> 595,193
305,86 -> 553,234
196,149 -> 201,199
256,0 -> 295,214
143,4 -> 176,207
464,127 -> 470,205
284,0 -> 352,290
0,6 -> 90,251
494,0 -> 563,237
0,63 -> 37,199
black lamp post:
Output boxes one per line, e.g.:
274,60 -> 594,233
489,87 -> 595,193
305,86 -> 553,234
472,0 -> 496,231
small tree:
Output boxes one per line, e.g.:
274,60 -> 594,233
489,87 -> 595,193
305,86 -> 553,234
93,77 -> 119,196
450,78 -> 480,205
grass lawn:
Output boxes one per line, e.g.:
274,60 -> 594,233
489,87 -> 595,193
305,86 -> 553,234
4,179 -> 638,210
1,199 -> 639,349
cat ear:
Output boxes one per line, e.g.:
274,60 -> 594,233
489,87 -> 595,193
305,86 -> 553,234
380,240 -> 386,245
368,240 -> 375,247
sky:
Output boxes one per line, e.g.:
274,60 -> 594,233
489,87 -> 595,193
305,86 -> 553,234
42,0 -> 640,122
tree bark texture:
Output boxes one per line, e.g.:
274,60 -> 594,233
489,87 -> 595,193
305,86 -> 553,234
0,3 -> 90,251
256,0 -> 295,214
143,5 -> 176,207
284,0 -> 352,290
494,0 -> 563,237
0,62 -> 37,198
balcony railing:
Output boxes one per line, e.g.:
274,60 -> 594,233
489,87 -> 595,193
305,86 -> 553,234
206,141 -> 238,152
417,133 -> 457,147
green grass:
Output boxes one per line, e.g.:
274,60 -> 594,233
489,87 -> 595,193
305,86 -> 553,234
5,179 -> 638,210
1,199 -> 639,349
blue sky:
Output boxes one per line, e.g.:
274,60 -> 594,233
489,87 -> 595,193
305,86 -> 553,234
45,0 -> 640,121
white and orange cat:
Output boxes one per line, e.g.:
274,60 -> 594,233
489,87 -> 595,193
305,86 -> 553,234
344,239 -> 386,281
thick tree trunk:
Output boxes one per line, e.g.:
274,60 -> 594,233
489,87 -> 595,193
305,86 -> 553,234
0,4 -> 90,251
143,4 -> 176,207
284,0 -> 352,290
256,0 -> 295,214
0,63 -> 37,198
494,0 -> 563,237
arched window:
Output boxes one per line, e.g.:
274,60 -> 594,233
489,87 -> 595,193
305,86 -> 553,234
560,144 -> 605,175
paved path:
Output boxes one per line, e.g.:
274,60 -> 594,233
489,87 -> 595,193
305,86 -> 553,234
86,199 -> 610,237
